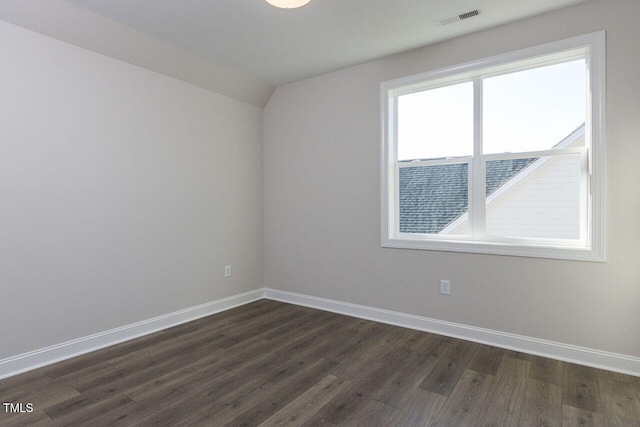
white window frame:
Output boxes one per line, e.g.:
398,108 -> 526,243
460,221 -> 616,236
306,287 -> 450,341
380,32 -> 605,262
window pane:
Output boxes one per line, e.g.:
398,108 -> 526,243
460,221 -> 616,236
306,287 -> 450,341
483,60 -> 586,154
399,163 -> 468,235
397,82 -> 473,161
485,155 -> 582,239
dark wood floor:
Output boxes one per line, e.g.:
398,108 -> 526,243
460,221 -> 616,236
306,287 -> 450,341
2,300 -> 640,426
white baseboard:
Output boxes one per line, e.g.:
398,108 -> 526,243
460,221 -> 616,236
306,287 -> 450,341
0,289 -> 264,380
4,287 -> 638,380
264,288 -> 640,377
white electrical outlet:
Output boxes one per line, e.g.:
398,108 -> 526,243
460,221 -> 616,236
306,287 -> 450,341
440,280 -> 451,295
224,265 -> 232,278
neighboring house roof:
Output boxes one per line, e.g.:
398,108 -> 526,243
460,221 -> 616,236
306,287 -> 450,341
399,124 -> 585,235
399,159 -> 535,234
399,162 -> 469,234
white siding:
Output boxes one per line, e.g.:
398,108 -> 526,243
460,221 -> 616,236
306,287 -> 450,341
485,154 -> 582,239
445,133 -> 586,239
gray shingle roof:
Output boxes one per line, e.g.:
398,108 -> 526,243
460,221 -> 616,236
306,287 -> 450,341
399,158 -> 536,234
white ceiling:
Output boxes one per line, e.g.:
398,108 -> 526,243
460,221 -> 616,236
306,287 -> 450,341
62,0 -> 590,86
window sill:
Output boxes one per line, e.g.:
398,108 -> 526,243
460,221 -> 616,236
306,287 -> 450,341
381,237 -> 605,262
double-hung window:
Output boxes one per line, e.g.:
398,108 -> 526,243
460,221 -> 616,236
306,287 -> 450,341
381,32 -> 605,261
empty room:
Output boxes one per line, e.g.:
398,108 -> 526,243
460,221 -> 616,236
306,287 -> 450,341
1,0 -> 639,425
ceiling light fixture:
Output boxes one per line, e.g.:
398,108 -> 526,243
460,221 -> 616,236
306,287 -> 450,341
265,0 -> 311,9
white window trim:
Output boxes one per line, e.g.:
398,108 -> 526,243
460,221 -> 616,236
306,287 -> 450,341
380,32 -> 606,262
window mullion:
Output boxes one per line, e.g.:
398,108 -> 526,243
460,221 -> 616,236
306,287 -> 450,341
392,95 -> 400,238
470,77 -> 486,239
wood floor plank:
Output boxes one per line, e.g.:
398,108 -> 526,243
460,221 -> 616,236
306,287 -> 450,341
42,389 -> 136,424
222,299 -> 298,324
53,314 -> 224,374
300,416 -> 338,427
371,343 -> 444,408
104,331 -> 268,396
216,337 -> 278,371
275,315 -> 358,359
561,404 -> 605,426
597,375 -> 640,427
105,303 -> 300,370
399,329 -> 439,353
43,351 -> 124,381
529,354 -> 563,386
0,373 -> 80,410
468,344 -> 504,376
47,362 -> 116,389
400,330 -> 451,355
0,409 -> 53,427
317,323 -> 388,363
604,370 -> 640,384
261,353 -> 333,385
326,321 -> 395,364
430,369 -> 494,427
208,358 -> 339,426
176,385 -> 272,426
42,331 -> 172,378
121,358 -> 229,402
211,305 -> 312,350
420,338 -> 479,397
329,329 -> 415,381
256,374 -> 351,427
503,349 -> 534,361
390,388 -> 447,427
329,355 -> 379,382
359,324 -> 416,361
287,329 -> 362,367
342,399 -> 399,426
0,371 -> 50,394
127,348 -> 300,425
103,325 -> 228,369
474,356 -> 531,426
518,378 -> 562,427
111,366 -> 272,426
312,352 -> 407,425
258,309 -> 334,342
563,362 -> 603,413
70,345 -> 223,396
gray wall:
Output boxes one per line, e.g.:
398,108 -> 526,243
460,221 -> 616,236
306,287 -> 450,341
264,0 -> 640,358
0,20 -> 264,359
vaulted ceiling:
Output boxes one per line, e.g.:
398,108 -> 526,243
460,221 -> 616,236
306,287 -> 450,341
63,0 -> 589,86
0,0 -> 591,106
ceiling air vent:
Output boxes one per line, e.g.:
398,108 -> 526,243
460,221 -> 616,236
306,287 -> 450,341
438,9 -> 481,26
